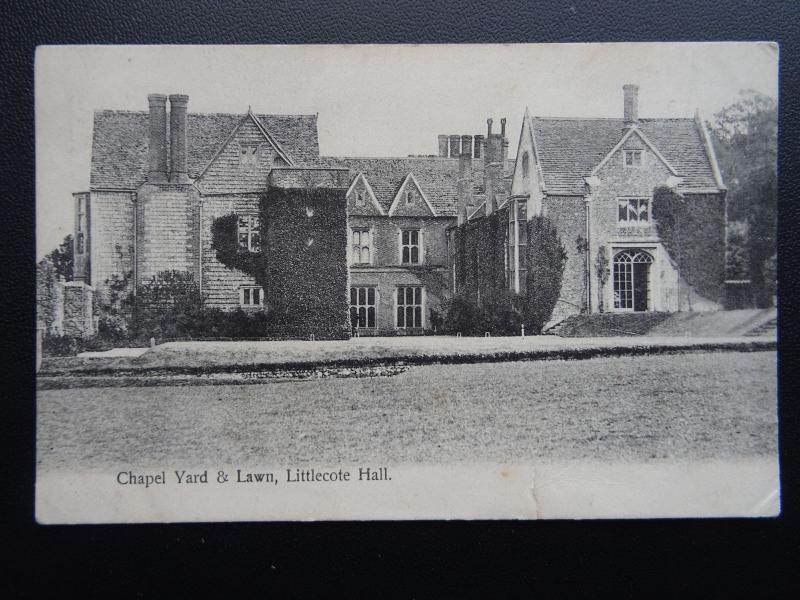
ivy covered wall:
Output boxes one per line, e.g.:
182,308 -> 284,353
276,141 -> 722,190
211,186 -> 350,339
453,207 -> 509,305
651,186 -> 726,307
451,208 -> 567,334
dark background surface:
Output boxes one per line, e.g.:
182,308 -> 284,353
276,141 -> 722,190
3,1 -> 798,596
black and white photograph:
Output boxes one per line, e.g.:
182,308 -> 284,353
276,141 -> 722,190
34,43 -> 778,522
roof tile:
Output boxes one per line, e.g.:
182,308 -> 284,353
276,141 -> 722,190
531,117 -> 719,195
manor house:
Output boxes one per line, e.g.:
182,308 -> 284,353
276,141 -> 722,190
68,85 -> 726,336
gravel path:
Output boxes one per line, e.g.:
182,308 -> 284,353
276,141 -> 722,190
37,351 -> 777,471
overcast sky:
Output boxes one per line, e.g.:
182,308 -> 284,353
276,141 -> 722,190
35,42 -> 778,259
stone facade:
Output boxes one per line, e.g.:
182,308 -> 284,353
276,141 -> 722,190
70,85 -> 725,339
502,86 -> 727,323
348,214 -> 454,331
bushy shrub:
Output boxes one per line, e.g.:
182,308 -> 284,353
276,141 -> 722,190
441,290 -> 523,336
42,335 -> 85,357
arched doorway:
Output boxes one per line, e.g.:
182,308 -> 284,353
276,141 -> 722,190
613,249 -> 654,312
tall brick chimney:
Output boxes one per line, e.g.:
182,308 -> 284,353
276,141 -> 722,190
457,150 -> 474,225
623,84 -> 639,125
484,117 -> 505,214
438,135 -> 449,157
461,135 -> 473,158
169,94 -> 189,183
147,94 -> 168,182
449,135 -> 461,159
473,134 -> 484,158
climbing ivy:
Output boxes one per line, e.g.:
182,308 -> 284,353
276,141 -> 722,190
524,215 -> 568,333
211,187 -> 350,339
652,185 -> 725,305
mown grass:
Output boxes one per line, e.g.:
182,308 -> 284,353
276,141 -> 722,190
37,351 -> 777,471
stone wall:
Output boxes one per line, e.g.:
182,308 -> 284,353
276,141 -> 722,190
36,260 -> 64,336
63,282 -> 95,337
136,184 -> 200,286
201,194 -> 261,309
349,268 -> 450,331
88,191 -> 135,303
347,215 -> 454,268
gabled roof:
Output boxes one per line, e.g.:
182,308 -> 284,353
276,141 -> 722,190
387,173 -> 438,216
326,157 -> 461,216
345,172 -> 385,215
327,156 -> 515,217
529,117 -> 721,196
90,110 -> 320,189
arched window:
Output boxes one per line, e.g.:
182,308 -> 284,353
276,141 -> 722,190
522,152 -> 530,178
613,249 -> 654,312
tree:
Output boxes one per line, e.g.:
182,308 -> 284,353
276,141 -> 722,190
711,89 -> 777,307
44,234 -> 74,281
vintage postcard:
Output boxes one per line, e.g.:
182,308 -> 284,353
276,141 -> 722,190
35,43 -> 779,522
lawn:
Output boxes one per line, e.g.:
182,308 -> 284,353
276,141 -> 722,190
37,351 -> 777,471
40,333 -> 774,376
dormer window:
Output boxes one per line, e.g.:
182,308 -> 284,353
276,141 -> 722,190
623,149 -> 643,168
239,144 -> 260,169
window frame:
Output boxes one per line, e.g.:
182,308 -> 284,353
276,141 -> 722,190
507,198 -> 528,293
350,227 -> 373,266
239,285 -> 264,307
395,285 -> 424,329
617,197 -> 651,225
349,286 -> 377,329
622,149 -> 644,168
399,229 -> 422,265
237,215 -> 261,252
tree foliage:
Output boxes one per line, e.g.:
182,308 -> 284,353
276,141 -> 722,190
710,89 -> 777,307
44,234 -> 74,281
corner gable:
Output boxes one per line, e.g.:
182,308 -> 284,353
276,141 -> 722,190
591,126 -> 680,176
346,173 -> 385,215
387,173 -> 437,217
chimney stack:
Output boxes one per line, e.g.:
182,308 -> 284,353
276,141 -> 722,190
623,84 -> 639,125
169,94 -> 189,183
500,118 -> 506,137
461,135 -> 473,159
147,94 -> 168,182
457,150 -> 474,225
438,134 -> 449,157
449,135 -> 461,158
487,118 -> 493,136
473,134 -> 484,158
